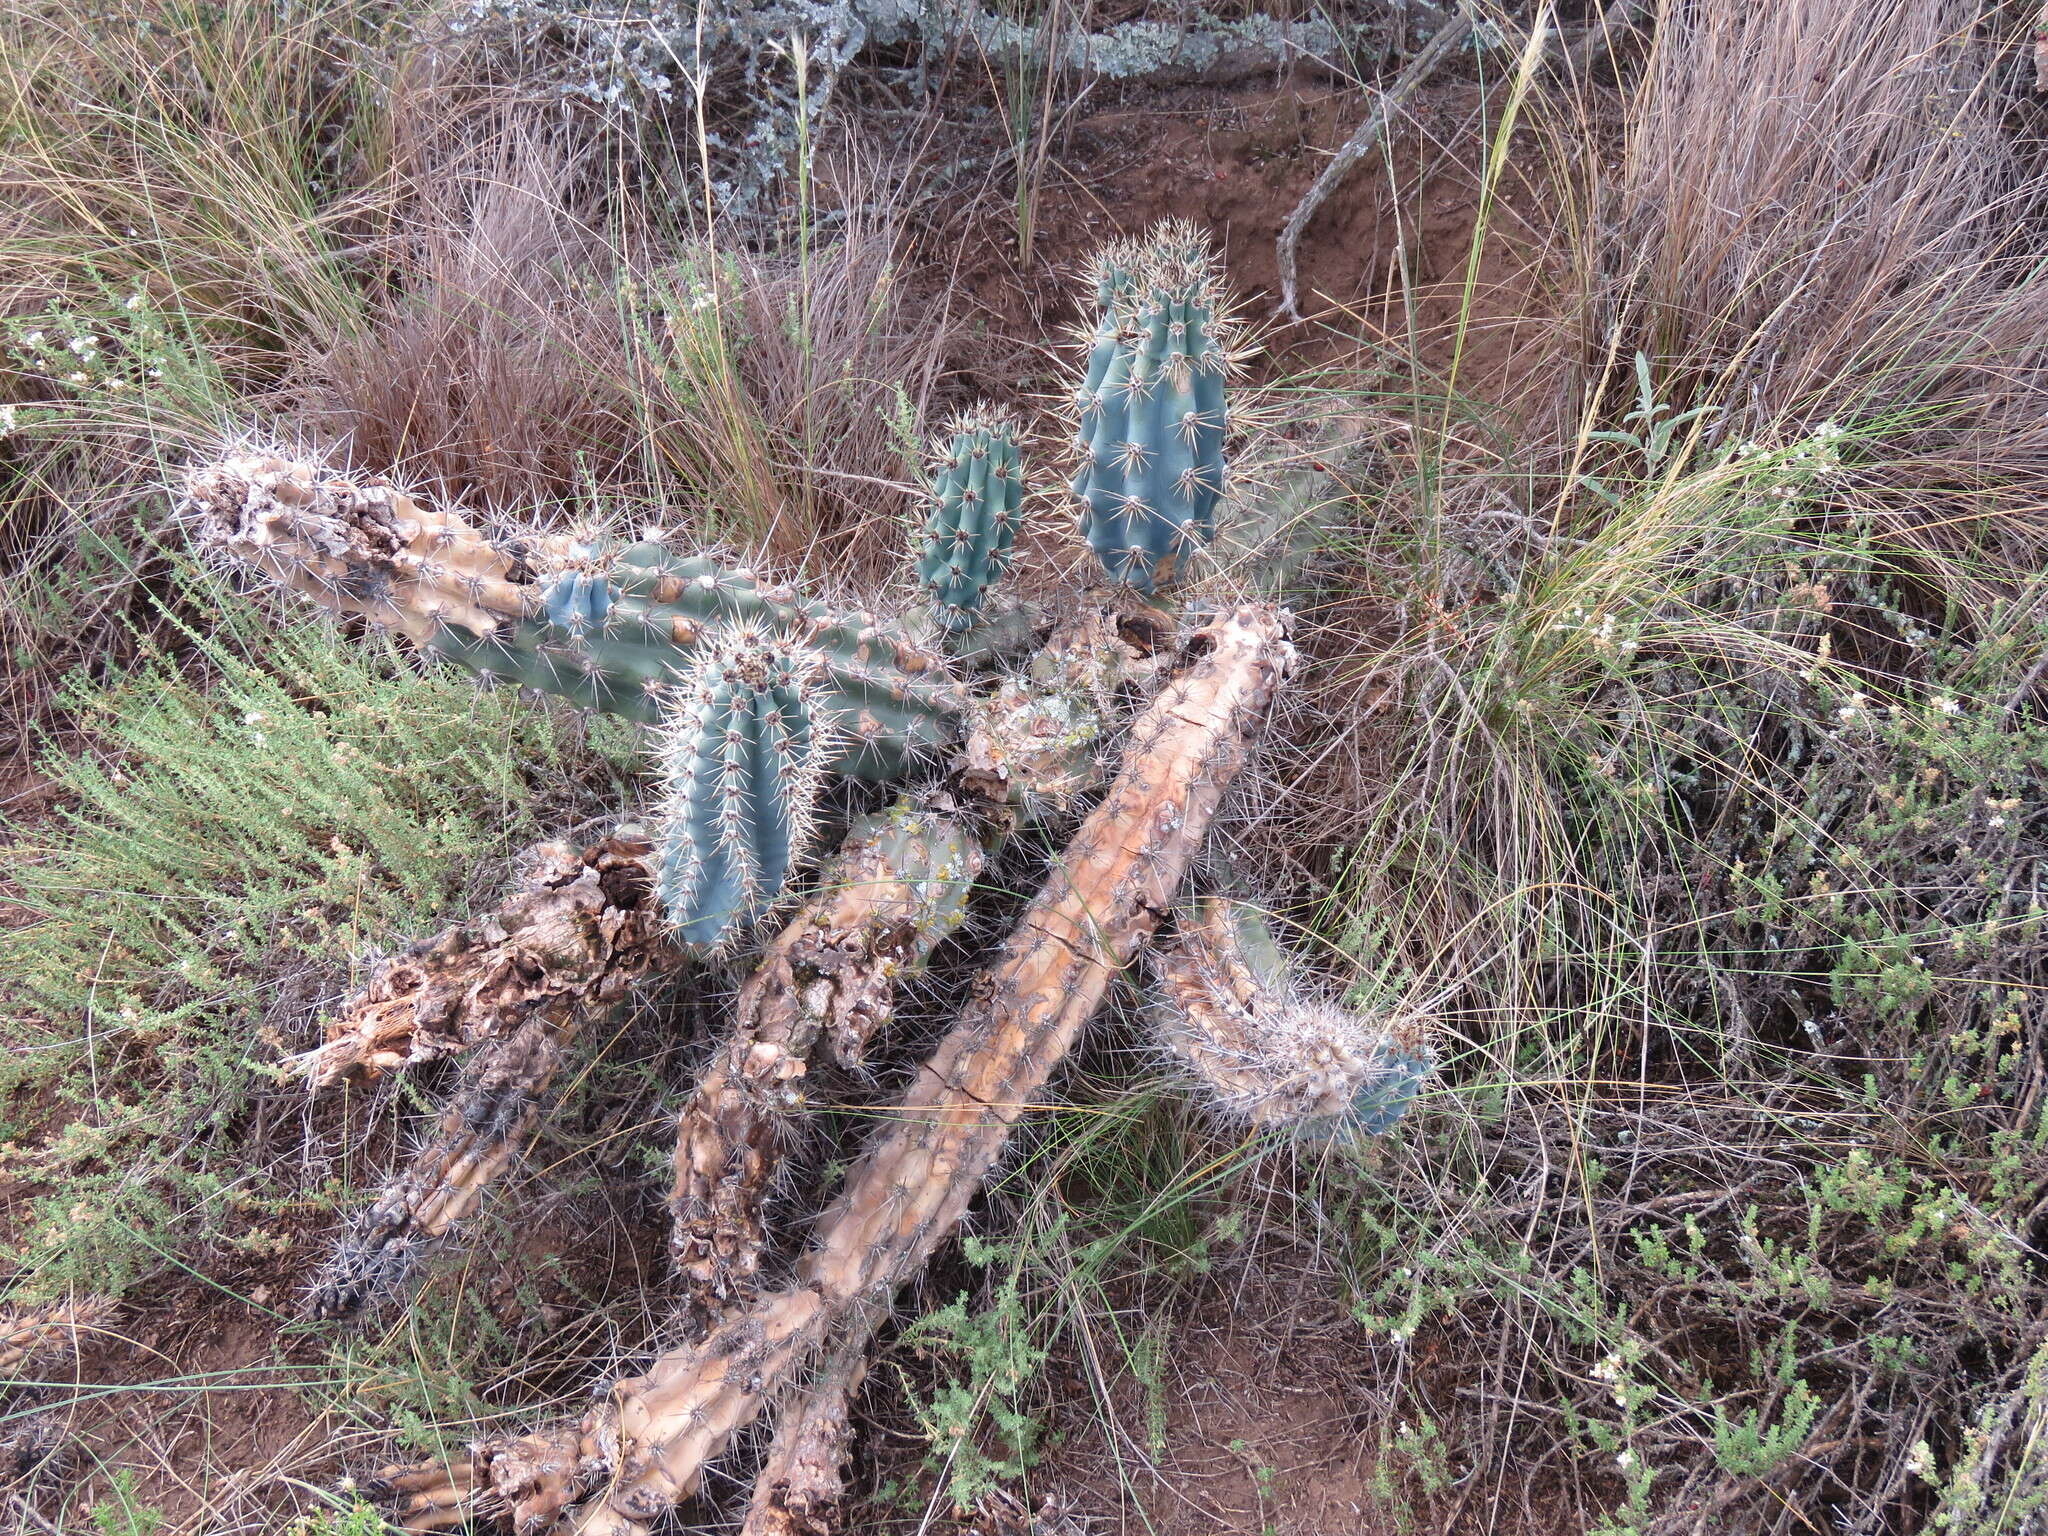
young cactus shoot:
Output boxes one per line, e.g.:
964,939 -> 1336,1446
1073,221 -> 1238,594
916,406 -> 1023,632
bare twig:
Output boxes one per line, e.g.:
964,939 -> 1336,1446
1275,7 -> 1476,319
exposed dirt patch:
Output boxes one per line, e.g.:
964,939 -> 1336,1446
947,77 -> 1562,406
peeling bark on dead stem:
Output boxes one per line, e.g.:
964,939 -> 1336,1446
668,810 -> 986,1326
375,604 -> 1293,1535
302,835 -> 672,1088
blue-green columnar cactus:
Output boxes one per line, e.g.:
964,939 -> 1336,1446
180,454 -> 966,784
1073,222 -> 1234,594
436,544 -> 966,781
653,627 -> 829,947
916,407 -> 1023,632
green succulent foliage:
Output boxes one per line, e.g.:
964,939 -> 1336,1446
916,408 -> 1023,632
653,627 -> 829,946
428,544 -> 966,782
1073,222 -> 1233,594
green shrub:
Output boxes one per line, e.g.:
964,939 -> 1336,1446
0,570 -> 639,1295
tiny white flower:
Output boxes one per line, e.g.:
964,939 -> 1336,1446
243,710 -> 266,725
1933,696 -> 1961,715
68,334 -> 98,354
1989,816 -> 2008,829
1615,1448 -> 1636,1471
124,293 -> 145,311
23,330 -> 44,345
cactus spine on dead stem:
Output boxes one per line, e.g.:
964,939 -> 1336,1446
1073,220 -> 1237,594
654,627 -> 830,948
1153,895 -> 1433,1134
180,456 -> 966,782
916,406 -> 1023,633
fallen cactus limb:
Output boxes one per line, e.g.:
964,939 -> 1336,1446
310,1018 -> 570,1320
668,803 -> 984,1322
371,603 -> 1293,1534
0,1297 -> 117,1377
740,1334 -> 869,1536
302,833 -> 673,1320
1151,894 -> 1434,1132
297,834 -> 671,1089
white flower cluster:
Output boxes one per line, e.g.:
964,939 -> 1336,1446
3,288 -> 177,417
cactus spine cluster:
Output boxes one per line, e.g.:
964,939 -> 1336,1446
1152,896 -> 1432,1132
654,628 -> 829,947
1073,222 -> 1235,593
916,407 -> 1023,633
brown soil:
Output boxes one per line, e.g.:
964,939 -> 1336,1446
950,77 -> 1561,405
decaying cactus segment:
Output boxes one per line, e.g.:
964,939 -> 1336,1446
916,407 -> 1023,633
669,802 -> 983,1318
182,454 -> 534,642
182,456 -> 967,782
740,1334 -> 867,1536
369,605 -> 1293,1536
0,1297 -> 116,1377
295,835 -> 672,1088
310,1019 -> 568,1321
1153,895 -> 1432,1132
301,834 -> 671,1319
958,605 -> 1152,825
654,632 -> 831,948
1073,222 -> 1236,593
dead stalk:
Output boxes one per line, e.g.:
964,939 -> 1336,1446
373,604 -> 1294,1533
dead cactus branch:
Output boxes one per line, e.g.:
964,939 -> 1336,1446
371,604 -> 1293,1535
0,1298 -> 117,1377
299,834 -> 672,1088
740,1335 -> 869,1536
668,804 -> 985,1321
310,1020 -> 570,1321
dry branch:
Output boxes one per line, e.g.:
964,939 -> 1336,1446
371,604 -> 1293,1534
740,1336 -> 868,1536
668,807 -> 984,1323
299,834 -> 672,1088
0,1298 -> 116,1377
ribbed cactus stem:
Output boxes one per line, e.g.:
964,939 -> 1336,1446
1152,896 -> 1432,1132
182,455 -> 967,782
915,406 -> 1023,633
182,453 -> 534,640
1073,221 -> 1236,594
654,630 -> 830,948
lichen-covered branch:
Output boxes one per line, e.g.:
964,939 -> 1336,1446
371,604 -> 1293,1534
297,834 -> 672,1089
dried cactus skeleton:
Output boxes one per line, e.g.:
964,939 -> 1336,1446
173,223 -> 1429,1531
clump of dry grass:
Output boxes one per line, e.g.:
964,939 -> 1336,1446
1182,6 -> 2048,1534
